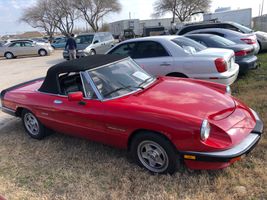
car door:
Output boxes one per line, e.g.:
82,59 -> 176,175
41,73 -> 108,142
21,41 -> 37,55
7,42 -> 23,56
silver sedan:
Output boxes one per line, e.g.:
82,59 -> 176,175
0,40 -> 54,59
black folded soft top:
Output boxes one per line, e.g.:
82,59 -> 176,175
39,54 -> 127,94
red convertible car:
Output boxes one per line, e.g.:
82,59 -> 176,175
1,55 -> 263,174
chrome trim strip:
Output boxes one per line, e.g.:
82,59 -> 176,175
80,72 -> 89,99
82,71 -> 103,101
1,106 -> 16,116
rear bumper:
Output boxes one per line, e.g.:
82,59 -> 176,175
236,56 -> 258,73
193,63 -> 239,86
181,109 -> 263,170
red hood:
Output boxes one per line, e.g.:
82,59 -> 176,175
126,77 -> 236,121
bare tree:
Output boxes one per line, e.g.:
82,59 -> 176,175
52,0 -> 80,36
73,0 -> 121,32
153,0 -> 211,22
20,0 -> 57,40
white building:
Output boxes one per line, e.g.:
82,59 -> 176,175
109,18 -> 178,37
204,8 -> 252,28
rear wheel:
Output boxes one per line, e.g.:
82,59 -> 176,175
130,132 -> 179,174
5,52 -> 14,59
22,109 -> 47,139
39,49 -> 47,56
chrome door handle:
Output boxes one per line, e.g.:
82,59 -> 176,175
54,100 -> 63,104
160,63 -> 171,66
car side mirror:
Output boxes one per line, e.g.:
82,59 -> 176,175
93,40 -> 99,44
68,91 -> 83,102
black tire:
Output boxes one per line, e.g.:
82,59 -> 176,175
5,52 -> 14,59
166,72 -> 187,78
90,49 -> 96,55
130,132 -> 179,174
38,49 -> 47,56
22,109 -> 47,140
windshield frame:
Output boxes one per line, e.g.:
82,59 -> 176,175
82,58 -> 156,101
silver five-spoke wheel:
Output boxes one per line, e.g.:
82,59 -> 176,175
22,109 -> 48,139
24,113 -> 39,136
138,141 -> 169,173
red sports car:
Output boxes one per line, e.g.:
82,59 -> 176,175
1,55 -> 263,174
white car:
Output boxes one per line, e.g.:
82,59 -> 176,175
186,28 -> 260,55
106,36 -> 239,85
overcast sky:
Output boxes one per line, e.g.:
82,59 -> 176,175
0,0 -> 266,35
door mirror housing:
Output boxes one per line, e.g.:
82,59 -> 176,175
68,91 -> 83,102
93,40 -> 99,44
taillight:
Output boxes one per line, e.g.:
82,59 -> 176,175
215,58 -> 227,73
235,50 -> 247,56
241,38 -> 256,44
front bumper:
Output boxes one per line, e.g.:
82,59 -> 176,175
181,110 -> 263,169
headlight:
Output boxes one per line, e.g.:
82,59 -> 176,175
77,50 -> 84,53
200,120 -> 210,141
226,85 -> 231,95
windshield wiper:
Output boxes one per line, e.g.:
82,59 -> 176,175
103,85 -> 143,98
138,77 -> 154,87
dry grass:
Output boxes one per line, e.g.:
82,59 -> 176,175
0,54 -> 267,200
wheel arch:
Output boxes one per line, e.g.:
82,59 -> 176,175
4,51 -> 15,57
166,72 -> 188,78
38,48 -> 47,55
127,129 -> 177,152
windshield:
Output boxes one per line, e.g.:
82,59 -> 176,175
231,22 -> 253,33
87,59 -> 154,99
172,37 -> 207,54
75,35 -> 94,44
210,35 -> 236,46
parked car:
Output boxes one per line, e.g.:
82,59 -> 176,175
51,37 -> 67,49
255,31 -> 267,51
63,32 -> 115,59
1,55 -> 263,174
107,36 -> 239,85
176,21 -> 267,51
185,34 -> 258,73
186,28 -> 260,54
0,40 -> 53,59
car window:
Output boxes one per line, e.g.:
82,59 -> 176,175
131,41 -> 169,59
210,35 -> 235,46
23,42 -> 33,47
98,33 -> 106,42
58,73 -> 87,97
9,42 -> 21,47
230,22 -> 253,33
192,39 -> 208,47
93,35 -> 100,43
76,35 -> 94,44
109,43 -> 136,56
172,37 -> 206,54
